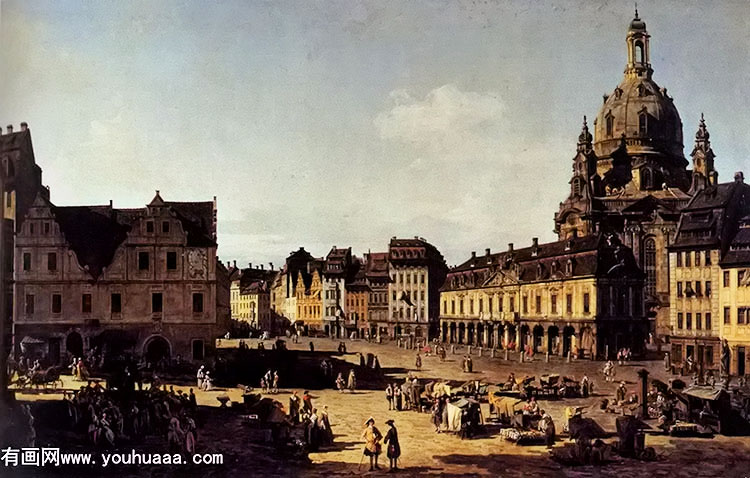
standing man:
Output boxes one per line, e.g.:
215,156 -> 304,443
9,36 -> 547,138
361,417 -> 382,471
347,369 -> 357,392
384,419 -> 400,472
415,353 -> 422,371
385,384 -> 394,410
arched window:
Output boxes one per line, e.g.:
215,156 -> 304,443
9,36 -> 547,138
635,41 -> 644,63
643,238 -> 657,297
639,112 -> 648,136
642,168 -> 653,189
606,114 -> 614,138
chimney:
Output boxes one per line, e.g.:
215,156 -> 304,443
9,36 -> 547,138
508,243 -> 514,253
735,171 -> 745,183
270,262 -> 274,270
109,199 -> 113,208
532,237 -> 539,256
485,248 -> 491,256
249,262 -> 253,268
471,251 -> 476,259
6,125 -> 12,134
260,264 -> 264,270
233,260 -> 237,268
226,261 -> 230,269
20,122 -> 28,131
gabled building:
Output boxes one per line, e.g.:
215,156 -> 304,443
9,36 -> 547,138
14,191 -> 228,364
363,251 -> 391,339
322,246 -> 353,338
230,263 -> 275,331
296,260 -> 324,334
439,235 -> 647,359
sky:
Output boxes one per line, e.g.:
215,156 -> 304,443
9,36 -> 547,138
2,0 -> 750,267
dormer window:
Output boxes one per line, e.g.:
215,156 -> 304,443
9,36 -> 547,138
566,259 -> 573,275
605,113 -> 614,138
572,177 -> 583,196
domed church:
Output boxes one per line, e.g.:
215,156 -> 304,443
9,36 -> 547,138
554,10 -> 718,341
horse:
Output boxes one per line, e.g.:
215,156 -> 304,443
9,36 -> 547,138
28,366 -> 64,390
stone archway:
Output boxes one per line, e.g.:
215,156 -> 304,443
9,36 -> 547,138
519,325 -> 530,350
547,326 -> 560,355
66,331 -> 84,358
449,322 -> 457,343
477,322 -> 484,347
533,325 -> 545,353
143,335 -> 171,365
441,322 -> 448,342
486,323 -> 494,348
562,325 -> 576,357
458,323 -> 466,344
467,322 -> 475,345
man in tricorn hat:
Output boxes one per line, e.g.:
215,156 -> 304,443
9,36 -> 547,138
361,417 -> 382,471
384,419 -> 401,472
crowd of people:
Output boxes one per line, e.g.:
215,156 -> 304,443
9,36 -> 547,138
62,381 -> 199,453
287,390 -> 333,451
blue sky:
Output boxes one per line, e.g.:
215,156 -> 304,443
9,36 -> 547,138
2,0 -> 749,266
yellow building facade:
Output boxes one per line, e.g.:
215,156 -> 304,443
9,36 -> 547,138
296,269 -> 323,332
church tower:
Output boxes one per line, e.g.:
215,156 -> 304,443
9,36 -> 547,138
689,114 -> 718,194
554,11 -> 702,343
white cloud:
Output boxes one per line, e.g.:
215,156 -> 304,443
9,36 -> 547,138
374,84 -> 504,151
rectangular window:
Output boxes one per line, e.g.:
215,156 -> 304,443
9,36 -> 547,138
739,307 -> 748,325
478,298 -> 483,313
724,271 -> 730,287
152,293 -> 163,313
459,299 -> 464,314
696,312 -> 702,330
138,251 -> 149,270
111,293 -> 122,314
166,251 -> 177,270
551,294 -> 557,314
146,221 -> 154,233
705,281 -> 712,297
566,294 -> 573,314
706,313 -> 712,330
685,252 -> 691,267
51,294 -> 62,314
677,282 -> 683,297
488,297 -> 493,313
686,312 -> 692,330
421,274 -> 425,284
23,253 -> 31,271
535,295 -> 541,314
25,294 -> 34,315
676,252 -> 683,267
47,252 -> 57,271
677,313 -> 683,329
695,281 -> 702,297
451,300 -> 455,314
509,296 -> 515,313
162,221 -> 170,233
192,293 -> 203,313
44,222 -> 50,235
725,307 -> 731,324
704,250 -> 711,265
523,296 -> 528,314
583,293 -> 590,314
82,294 -> 92,313
694,251 -> 700,267
29,223 -> 34,235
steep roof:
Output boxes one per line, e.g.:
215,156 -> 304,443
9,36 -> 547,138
52,205 -> 131,279
166,201 -> 216,247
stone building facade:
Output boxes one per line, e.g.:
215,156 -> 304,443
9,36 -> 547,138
669,173 -> 750,375
322,247 -> 353,338
554,13 -> 718,341
14,191 -> 229,364
382,237 -> 447,340
363,252 -> 391,339
439,235 -> 647,359
229,264 -> 274,331
295,264 -> 323,333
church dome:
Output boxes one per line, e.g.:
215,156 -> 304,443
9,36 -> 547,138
592,13 -> 685,164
